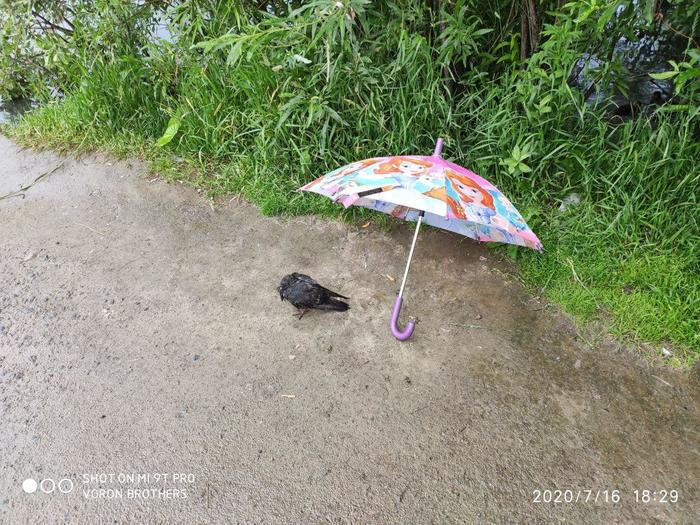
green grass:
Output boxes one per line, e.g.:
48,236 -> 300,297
2,1 -> 698,365
517,218 -> 698,365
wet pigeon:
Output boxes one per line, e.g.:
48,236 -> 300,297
278,273 -> 349,319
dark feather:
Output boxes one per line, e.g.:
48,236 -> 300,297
277,273 -> 350,313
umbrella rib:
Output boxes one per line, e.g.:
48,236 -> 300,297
398,211 -> 424,299
357,187 -> 386,197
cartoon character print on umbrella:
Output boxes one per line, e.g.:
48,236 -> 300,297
406,171 -> 446,201
475,222 -> 520,245
374,157 -> 434,175
342,172 -> 400,195
374,157 -> 447,201
489,190 -> 528,232
303,158 -> 380,193
336,156 -> 442,204
419,181 -> 447,201
445,170 -> 497,225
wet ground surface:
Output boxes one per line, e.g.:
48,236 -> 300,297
1,136 -> 698,523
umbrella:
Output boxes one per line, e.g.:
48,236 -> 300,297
300,138 -> 542,341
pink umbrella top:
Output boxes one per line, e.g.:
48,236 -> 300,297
301,144 -> 542,251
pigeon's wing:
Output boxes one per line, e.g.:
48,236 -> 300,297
286,280 -> 328,308
316,285 -> 348,300
303,282 -> 330,307
289,273 -> 348,301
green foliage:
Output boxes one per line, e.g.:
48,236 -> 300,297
0,0 -> 170,99
4,0 -> 699,361
650,49 -> 700,96
437,0 -> 493,70
157,114 -> 182,147
499,144 -> 533,176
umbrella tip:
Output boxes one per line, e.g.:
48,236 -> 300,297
433,138 -> 444,157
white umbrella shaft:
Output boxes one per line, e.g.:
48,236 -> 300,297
398,213 -> 423,299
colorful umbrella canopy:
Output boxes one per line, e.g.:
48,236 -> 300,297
300,138 -> 542,341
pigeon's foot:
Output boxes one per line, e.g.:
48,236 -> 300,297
295,308 -> 309,320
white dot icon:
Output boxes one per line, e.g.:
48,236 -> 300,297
22,478 -> 38,494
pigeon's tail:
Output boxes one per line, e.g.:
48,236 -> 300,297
318,297 -> 350,312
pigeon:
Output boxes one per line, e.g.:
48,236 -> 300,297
278,273 -> 349,319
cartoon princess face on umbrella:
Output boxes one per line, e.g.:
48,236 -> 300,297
445,171 -> 496,225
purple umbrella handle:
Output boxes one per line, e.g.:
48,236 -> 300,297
390,296 -> 415,340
